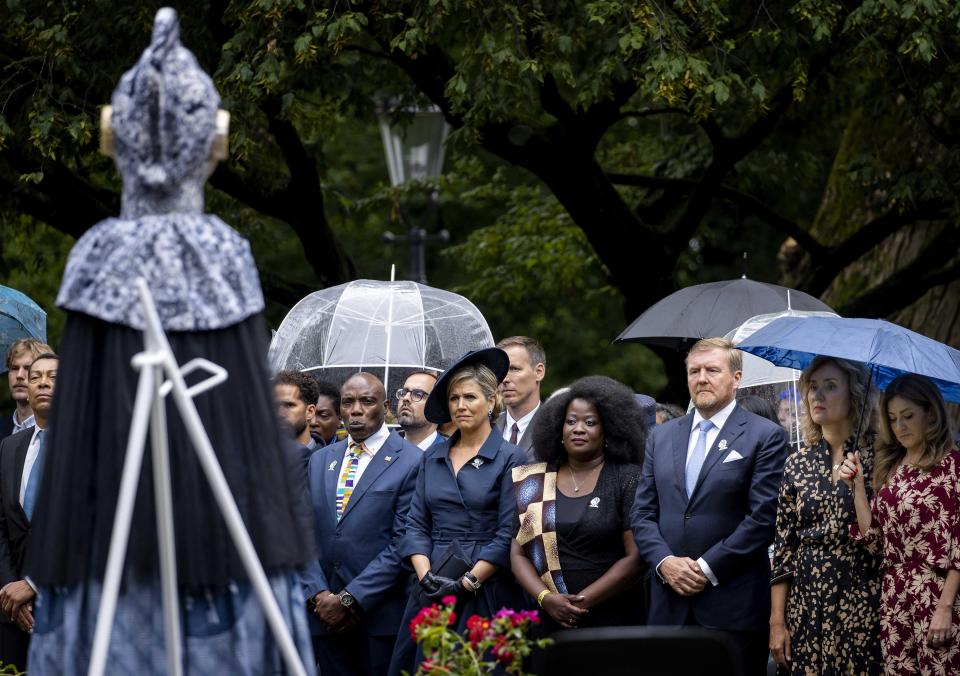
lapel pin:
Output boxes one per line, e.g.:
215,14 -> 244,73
589,497 -> 600,509
384,455 -> 392,462
718,439 -> 728,451
328,461 -> 337,471
471,458 -> 484,469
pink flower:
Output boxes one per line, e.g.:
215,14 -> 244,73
447,610 -> 457,626
442,595 -> 457,606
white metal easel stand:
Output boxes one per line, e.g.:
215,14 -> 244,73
88,278 -> 308,676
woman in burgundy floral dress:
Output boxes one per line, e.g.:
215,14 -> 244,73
839,374 -> 960,675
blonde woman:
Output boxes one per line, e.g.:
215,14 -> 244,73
840,374 -> 960,674
770,357 -> 883,674
388,348 -> 527,676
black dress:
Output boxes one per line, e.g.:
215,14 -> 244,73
545,462 -> 646,631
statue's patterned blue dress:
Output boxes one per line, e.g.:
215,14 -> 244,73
24,9 -> 316,675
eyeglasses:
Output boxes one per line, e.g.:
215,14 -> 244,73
395,387 -> 429,402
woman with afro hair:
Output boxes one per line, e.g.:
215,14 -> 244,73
510,375 -> 649,632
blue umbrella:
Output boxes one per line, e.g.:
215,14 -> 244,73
738,316 -> 960,403
0,285 -> 47,367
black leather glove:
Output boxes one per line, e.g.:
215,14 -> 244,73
420,572 -> 464,603
418,571 -> 442,605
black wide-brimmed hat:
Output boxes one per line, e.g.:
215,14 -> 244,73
424,347 -> 510,424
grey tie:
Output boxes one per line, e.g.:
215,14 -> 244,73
686,419 -> 714,497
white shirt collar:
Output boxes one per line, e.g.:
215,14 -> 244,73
347,423 -> 390,456
691,397 -> 737,432
506,402 -> 540,437
13,412 -> 35,435
416,430 -> 438,450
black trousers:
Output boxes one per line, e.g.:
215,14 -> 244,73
312,630 -> 396,676
0,621 -> 29,673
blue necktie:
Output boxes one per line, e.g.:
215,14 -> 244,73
686,420 -> 714,497
24,429 -> 46,521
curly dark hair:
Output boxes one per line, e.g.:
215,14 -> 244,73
274,370 -> 320,407
315,378 -> 341,414
530,375 -> 648,466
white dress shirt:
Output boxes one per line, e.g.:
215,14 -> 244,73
19,425 -> 45,506
416,430 -> 438,451
343,423 -> 390,485
502,403 -> 540,444
686,398 -> 737,466
11,411 -> 35,436
659,398 -> 739,588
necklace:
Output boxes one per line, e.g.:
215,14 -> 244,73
569,461 -> 603,492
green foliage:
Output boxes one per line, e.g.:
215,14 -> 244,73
0,659 -> 25,675
3,0 -> 960,398
0,217 -> 73,349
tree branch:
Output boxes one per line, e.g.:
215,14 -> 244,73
618,107 -> 690,120
607,171 -> 827,257
800,201 -> 951,296
341,44 -> 394,62
258,96 -> 355,287
0,154 -> 117,239
836,227 -> 960,318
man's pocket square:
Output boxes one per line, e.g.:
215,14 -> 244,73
722,450 -> 744,463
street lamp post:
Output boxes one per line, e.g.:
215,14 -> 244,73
378,104 -> 451,284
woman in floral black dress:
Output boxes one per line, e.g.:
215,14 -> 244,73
769,357 -> 883,674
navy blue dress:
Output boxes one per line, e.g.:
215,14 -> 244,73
388,428 -> 528,675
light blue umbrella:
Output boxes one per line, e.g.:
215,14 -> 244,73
0,285 -> 46,367
738,316 -> 960,403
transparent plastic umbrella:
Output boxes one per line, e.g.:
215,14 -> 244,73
267,279 -> 494,396
727,309 -> 838,448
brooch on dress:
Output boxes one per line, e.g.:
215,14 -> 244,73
589,497 -> 600,509
471,458 -> 484,469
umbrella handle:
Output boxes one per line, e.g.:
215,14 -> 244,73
851,364 -> 876,452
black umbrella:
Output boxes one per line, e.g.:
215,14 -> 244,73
615,278 -> 835,350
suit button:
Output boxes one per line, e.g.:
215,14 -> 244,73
335,533 -> 341,538
684,514 -> 692,520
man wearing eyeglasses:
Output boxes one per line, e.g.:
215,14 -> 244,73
395,372 -> 440,450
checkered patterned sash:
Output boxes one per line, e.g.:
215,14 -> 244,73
336,442 -> 365,520
512,462 -> 568,594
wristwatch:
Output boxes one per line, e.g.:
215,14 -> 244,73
462,572 -> 482,592
337,590 -> 355,608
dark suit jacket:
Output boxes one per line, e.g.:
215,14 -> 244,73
0,429 -> 34,615
0,415 -> 12,442
631,405 -> 787,631
305,430 -> 421,637
494,406 -> 540,458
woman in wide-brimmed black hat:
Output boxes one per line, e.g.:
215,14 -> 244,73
388,348 -> 528,676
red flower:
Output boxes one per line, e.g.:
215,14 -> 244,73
409,604 -> 442,639
442,595 -> 457,606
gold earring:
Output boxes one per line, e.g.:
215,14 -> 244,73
99,105 -> 115,158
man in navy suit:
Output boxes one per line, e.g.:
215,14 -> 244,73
632,338 -> 787,676
305,372 -> 422,676
0,351 -> 58,671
